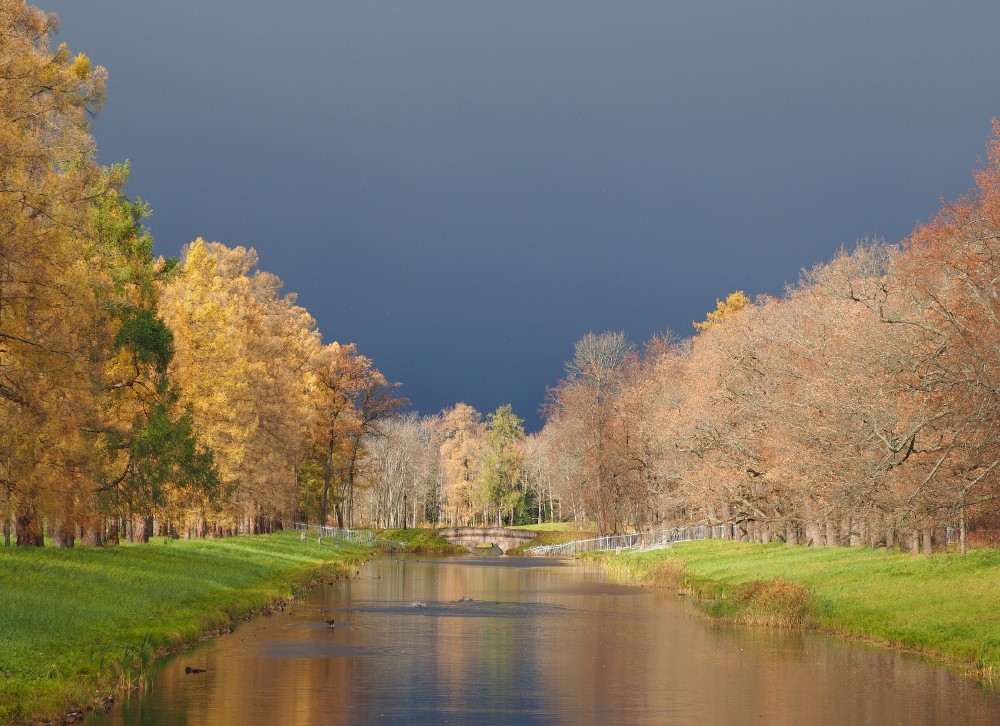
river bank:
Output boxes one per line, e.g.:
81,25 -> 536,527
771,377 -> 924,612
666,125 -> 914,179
0,531 -> 371,724
596,541 -> 1000,681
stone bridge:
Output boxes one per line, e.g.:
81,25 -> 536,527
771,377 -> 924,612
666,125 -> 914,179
437,527 -> 538,553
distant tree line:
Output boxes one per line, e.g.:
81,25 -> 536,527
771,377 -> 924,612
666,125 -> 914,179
348,403 -> 533,531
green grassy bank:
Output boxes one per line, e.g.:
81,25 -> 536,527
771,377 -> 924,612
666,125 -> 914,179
598,541 -> 1000,680
377,528 -> 467,554
0,531 -> 370,724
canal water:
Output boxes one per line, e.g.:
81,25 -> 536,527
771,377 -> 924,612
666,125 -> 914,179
91,555 -> 999,725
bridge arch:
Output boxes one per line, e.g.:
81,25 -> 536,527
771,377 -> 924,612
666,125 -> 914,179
437,527 -> 537,553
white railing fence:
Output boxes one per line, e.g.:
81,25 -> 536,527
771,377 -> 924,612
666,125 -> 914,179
526,524 -> 726,556
291,521 -> 376,547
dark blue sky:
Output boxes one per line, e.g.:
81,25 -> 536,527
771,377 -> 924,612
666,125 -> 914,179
45,1 -> 1000,429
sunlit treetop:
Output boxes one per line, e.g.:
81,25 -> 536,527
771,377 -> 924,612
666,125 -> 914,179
693,290 -> 750,332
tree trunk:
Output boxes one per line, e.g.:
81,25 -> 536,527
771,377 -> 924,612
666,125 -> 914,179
934,526 -> 948,553
786,524 -> 798,547
106,518 -> 120,545
15,505 -> 43,546
825,520 -> 837,547
960,507 -> 967,556
866,521 -> 880,548
922,528 -> 933,556
128,516 -> 151,543
842,517 -> 854,547
720,502 -> 732,540
319,417 -> 340,529
81,517 -> 104,547
346,438 -> 360,529
909,530 -> 920,556
51,520 -> 75,548
3,517 -> 10,547
853,520 -> 866,548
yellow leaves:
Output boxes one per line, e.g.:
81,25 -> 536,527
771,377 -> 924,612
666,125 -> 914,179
693,290 -> 750,332
70,52 -> 91,80
160,239 -> 325,523
0,0 -> 111,524
437,403 -> 486,524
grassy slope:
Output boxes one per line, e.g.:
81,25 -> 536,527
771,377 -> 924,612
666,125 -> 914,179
601,541 -> 1000,676
506,522 -> 596,554
510,522 -> 587,532
0,532 -> 370,723
376,528 -> 467,554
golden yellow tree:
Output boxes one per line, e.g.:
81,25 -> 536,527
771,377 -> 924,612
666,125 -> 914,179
0,1 -> 106,545
437,403 -> 485,526
309,342 -> 367,527
159,239 -> 317,534
692,291 -> 750,332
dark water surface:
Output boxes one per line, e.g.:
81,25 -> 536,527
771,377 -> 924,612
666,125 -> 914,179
91,555 -> 999,725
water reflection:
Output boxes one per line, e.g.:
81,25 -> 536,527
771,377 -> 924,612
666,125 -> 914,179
91,555 -> 1000,725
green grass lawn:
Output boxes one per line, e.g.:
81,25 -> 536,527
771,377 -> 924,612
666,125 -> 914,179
376,528 -> 467,553
0,531 -> 370,723
510,521 -> 587,532
601,541 -> 1000,678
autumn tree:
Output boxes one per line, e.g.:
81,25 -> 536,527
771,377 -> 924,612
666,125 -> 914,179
159,240 -> 318,534
304,341 -> 405,528
522,429 -> 563,524
437,403 -> 485,526
865,122 -> 1000,551
546,331 -> 648,534
361,414 -> 438,528
0,2 -> 106,545
475,404 -> 527,526
310,342 -> 367,528
692,291 -> 749,332
677,297 -> 782,539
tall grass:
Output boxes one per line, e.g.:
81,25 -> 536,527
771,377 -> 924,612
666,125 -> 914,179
601,541 -> 1000,680
0,531 -> 369,723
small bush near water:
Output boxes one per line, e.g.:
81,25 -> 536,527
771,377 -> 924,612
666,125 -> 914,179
705,577 -> 815,627
0,531 -> 369,724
